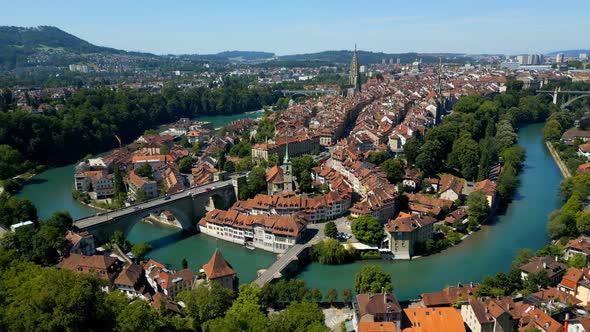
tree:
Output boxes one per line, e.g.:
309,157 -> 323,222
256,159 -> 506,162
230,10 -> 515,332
179,136 -> 190,148
0,194 -> 39,228
292,155 -> 316,179
497,164 -> 519,204
0,144 -> 26,179
244,166 -> 267,199
341,288 -> 353,305
178,156 -> 194,173
380,158 -> 405,183
576,211 -> 590,235
111,230 -> 132,253
568,253 -> 588,269
354,264 -> 393,294
223,160 -> 236,173
324,221 -> 338,238
181,257 -> 188,270
453,94 -> 484,113
312,238 -> 352,265
544,119 -> 563,141
500,145 -> 526,169
116,300 -> 160,332
46,211 -> 73,233
135,188 -> 149,203
216,149 -> 226,170
113,164 -> 126,199
367,151 -> 391,166
177,282 -> 233,329
467,190 -> 490,225
351,215 -> 384,244
416,139 -> 444,176
326,288 -> 338,305
403,138 -> 422,165
524,270 -> 551,293
135,163 -> 153,179
205,283 -> 268,332
131,242 -> 152,261
298,171 -> 313,193
308,288 -> 323,303
268,301 -> 327,332
192,141 -> 202,154
512,248 -> 535,268
446,134 -> 480,180
495,120 -> 517,153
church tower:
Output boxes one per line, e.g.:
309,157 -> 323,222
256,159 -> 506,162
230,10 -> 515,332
349,44 -> 361,92
282,140 -> 293,192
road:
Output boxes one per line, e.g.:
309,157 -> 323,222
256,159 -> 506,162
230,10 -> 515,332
74,180 -> 233,229
254,243 -> 310,287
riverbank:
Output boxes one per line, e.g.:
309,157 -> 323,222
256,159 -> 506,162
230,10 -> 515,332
545,141 -> 571,178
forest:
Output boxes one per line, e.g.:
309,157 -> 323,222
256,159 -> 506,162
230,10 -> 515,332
0,78 -> 280,178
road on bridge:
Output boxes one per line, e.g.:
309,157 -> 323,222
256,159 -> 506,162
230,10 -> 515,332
74,180 -> 233,229
254,243 -> 310,287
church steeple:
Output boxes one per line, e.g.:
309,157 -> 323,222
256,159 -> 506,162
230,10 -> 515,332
283,138 -> 290,164
349,44 -> 361,92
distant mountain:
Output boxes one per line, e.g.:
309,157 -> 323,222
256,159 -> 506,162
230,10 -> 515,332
215,51 -> 274,61
277,50 -> 464,64
547,49 -> 590,57
0,26 -> 151,69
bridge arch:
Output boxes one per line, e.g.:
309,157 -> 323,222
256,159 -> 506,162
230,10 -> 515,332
561,94 -> 590,109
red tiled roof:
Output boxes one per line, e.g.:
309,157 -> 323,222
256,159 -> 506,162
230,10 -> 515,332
202,249 -> 235,280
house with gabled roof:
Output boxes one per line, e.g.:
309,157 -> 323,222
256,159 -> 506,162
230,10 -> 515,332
202,249 -> 237,291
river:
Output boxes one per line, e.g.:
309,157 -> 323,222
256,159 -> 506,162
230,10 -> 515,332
17,122 -> 563,300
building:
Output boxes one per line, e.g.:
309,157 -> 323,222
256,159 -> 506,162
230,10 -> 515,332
438,175 -> 464,202
520,256 -> 567,285
461,297 -> 519,332
359,322 -> 396,332
127,170 -> 158,201
557,267 -> 590,306
266,146 -> 294,195
420,283 -> 478,308
202,248 -> 238,291
198,209 -> 307,253
59,254 -> 123,291
114,264 -> 150,300
349,44 -> 361,93
385,213 -> 436,259
143,259 -> 195,300
251,134 -> 320,162
65,231 -> 96,256
563,237 -> 590,265
402,307 -> 466,332
472,179 -> 497,209
353,292 -> 402,332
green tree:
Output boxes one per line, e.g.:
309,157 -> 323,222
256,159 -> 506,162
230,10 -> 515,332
216,149 -> 226,170
308,288 -> 323,303
324,221 -> 338,238
367,151 -> 391,166
179,136 -> 190,148
380,158 -> 405,183
354,264 -> 393,294
351,215 -> 384,244
135,163 -> 153,179
298,171 -> 313,193
416,139 -> 444,176
178,156 -> 194,173
292,155 -> 316,179
524,270 -> 551,293
131,242 -> 152,261
0,194 -> 38,228
495,120 -> 517,153
341,288 -> 353,305
205,283 -> 268,332
243,167 -> 267,199
312,238 -> 352,265
512,248 -> 535,268
576,211 -> 590,235
0,144 -> 26,179
192,141 -> 202,154
543,119 -> 563,141
467,190 -> 490,224
223,160 -> 236,173
568,253 -> 588,269
446,134 -> 480,180
135,188 -> 149,203
403,138 -> 422,165
113,164 -> 126,199
181,257 -> 188,270
268,301 -> 328,332
116,300 -> 160,332
177,282 -> 233,329
326,288 -> 338,305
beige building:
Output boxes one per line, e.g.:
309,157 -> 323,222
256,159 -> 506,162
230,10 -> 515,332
202,249 -> 237,291
127,170 -> 158,200
385,213 -> 436,259
461,298 -> 518,332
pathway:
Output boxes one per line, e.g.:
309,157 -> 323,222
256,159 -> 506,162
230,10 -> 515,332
546,141 -> 571,178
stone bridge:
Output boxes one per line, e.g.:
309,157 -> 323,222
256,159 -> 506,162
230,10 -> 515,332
74,179 -> 240,243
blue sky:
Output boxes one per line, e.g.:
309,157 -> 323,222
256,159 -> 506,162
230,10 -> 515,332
1,0 -> 588,55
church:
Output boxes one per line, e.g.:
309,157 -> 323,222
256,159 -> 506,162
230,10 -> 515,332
265,144 -> 294,195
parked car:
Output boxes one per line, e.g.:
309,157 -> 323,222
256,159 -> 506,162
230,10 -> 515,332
164,196 -> 171,201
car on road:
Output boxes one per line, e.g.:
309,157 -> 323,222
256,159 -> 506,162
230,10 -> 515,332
205,188 -> 211,192
164,196 -> 171,200
133,206 -> 139,210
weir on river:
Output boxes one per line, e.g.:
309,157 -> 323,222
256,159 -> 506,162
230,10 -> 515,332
17,122 -> 563,300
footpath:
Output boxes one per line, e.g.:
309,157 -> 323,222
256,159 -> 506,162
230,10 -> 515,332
546,141 -> 572,178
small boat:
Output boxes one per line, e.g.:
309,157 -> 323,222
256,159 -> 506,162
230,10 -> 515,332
245,243 -> 255,250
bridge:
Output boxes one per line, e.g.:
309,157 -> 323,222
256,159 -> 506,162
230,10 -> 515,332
75,179 -> 240,243
280,89 -> 339,97
536,88 -> 590,109
253,242 -> 313,287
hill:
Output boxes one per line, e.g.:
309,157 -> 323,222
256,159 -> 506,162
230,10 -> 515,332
0,26 -> 150,69
277,50 -> 461,64
547,49 -> 590,57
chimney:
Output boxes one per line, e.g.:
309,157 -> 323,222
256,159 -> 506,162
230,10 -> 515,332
543,262 -> 547,269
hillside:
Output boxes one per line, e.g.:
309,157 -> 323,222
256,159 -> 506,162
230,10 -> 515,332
0,26 -> 148,69
277,50 -> 457,64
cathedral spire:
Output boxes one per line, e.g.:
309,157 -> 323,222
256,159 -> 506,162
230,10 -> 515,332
349,44 -> 361,93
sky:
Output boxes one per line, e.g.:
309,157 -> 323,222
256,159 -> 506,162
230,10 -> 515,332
1,0 -> 589,55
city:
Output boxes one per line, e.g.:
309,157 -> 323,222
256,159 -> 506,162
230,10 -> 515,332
1,2 -> 590,332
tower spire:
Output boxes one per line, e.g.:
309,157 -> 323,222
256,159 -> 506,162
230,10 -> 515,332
349,44 -> 361,93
